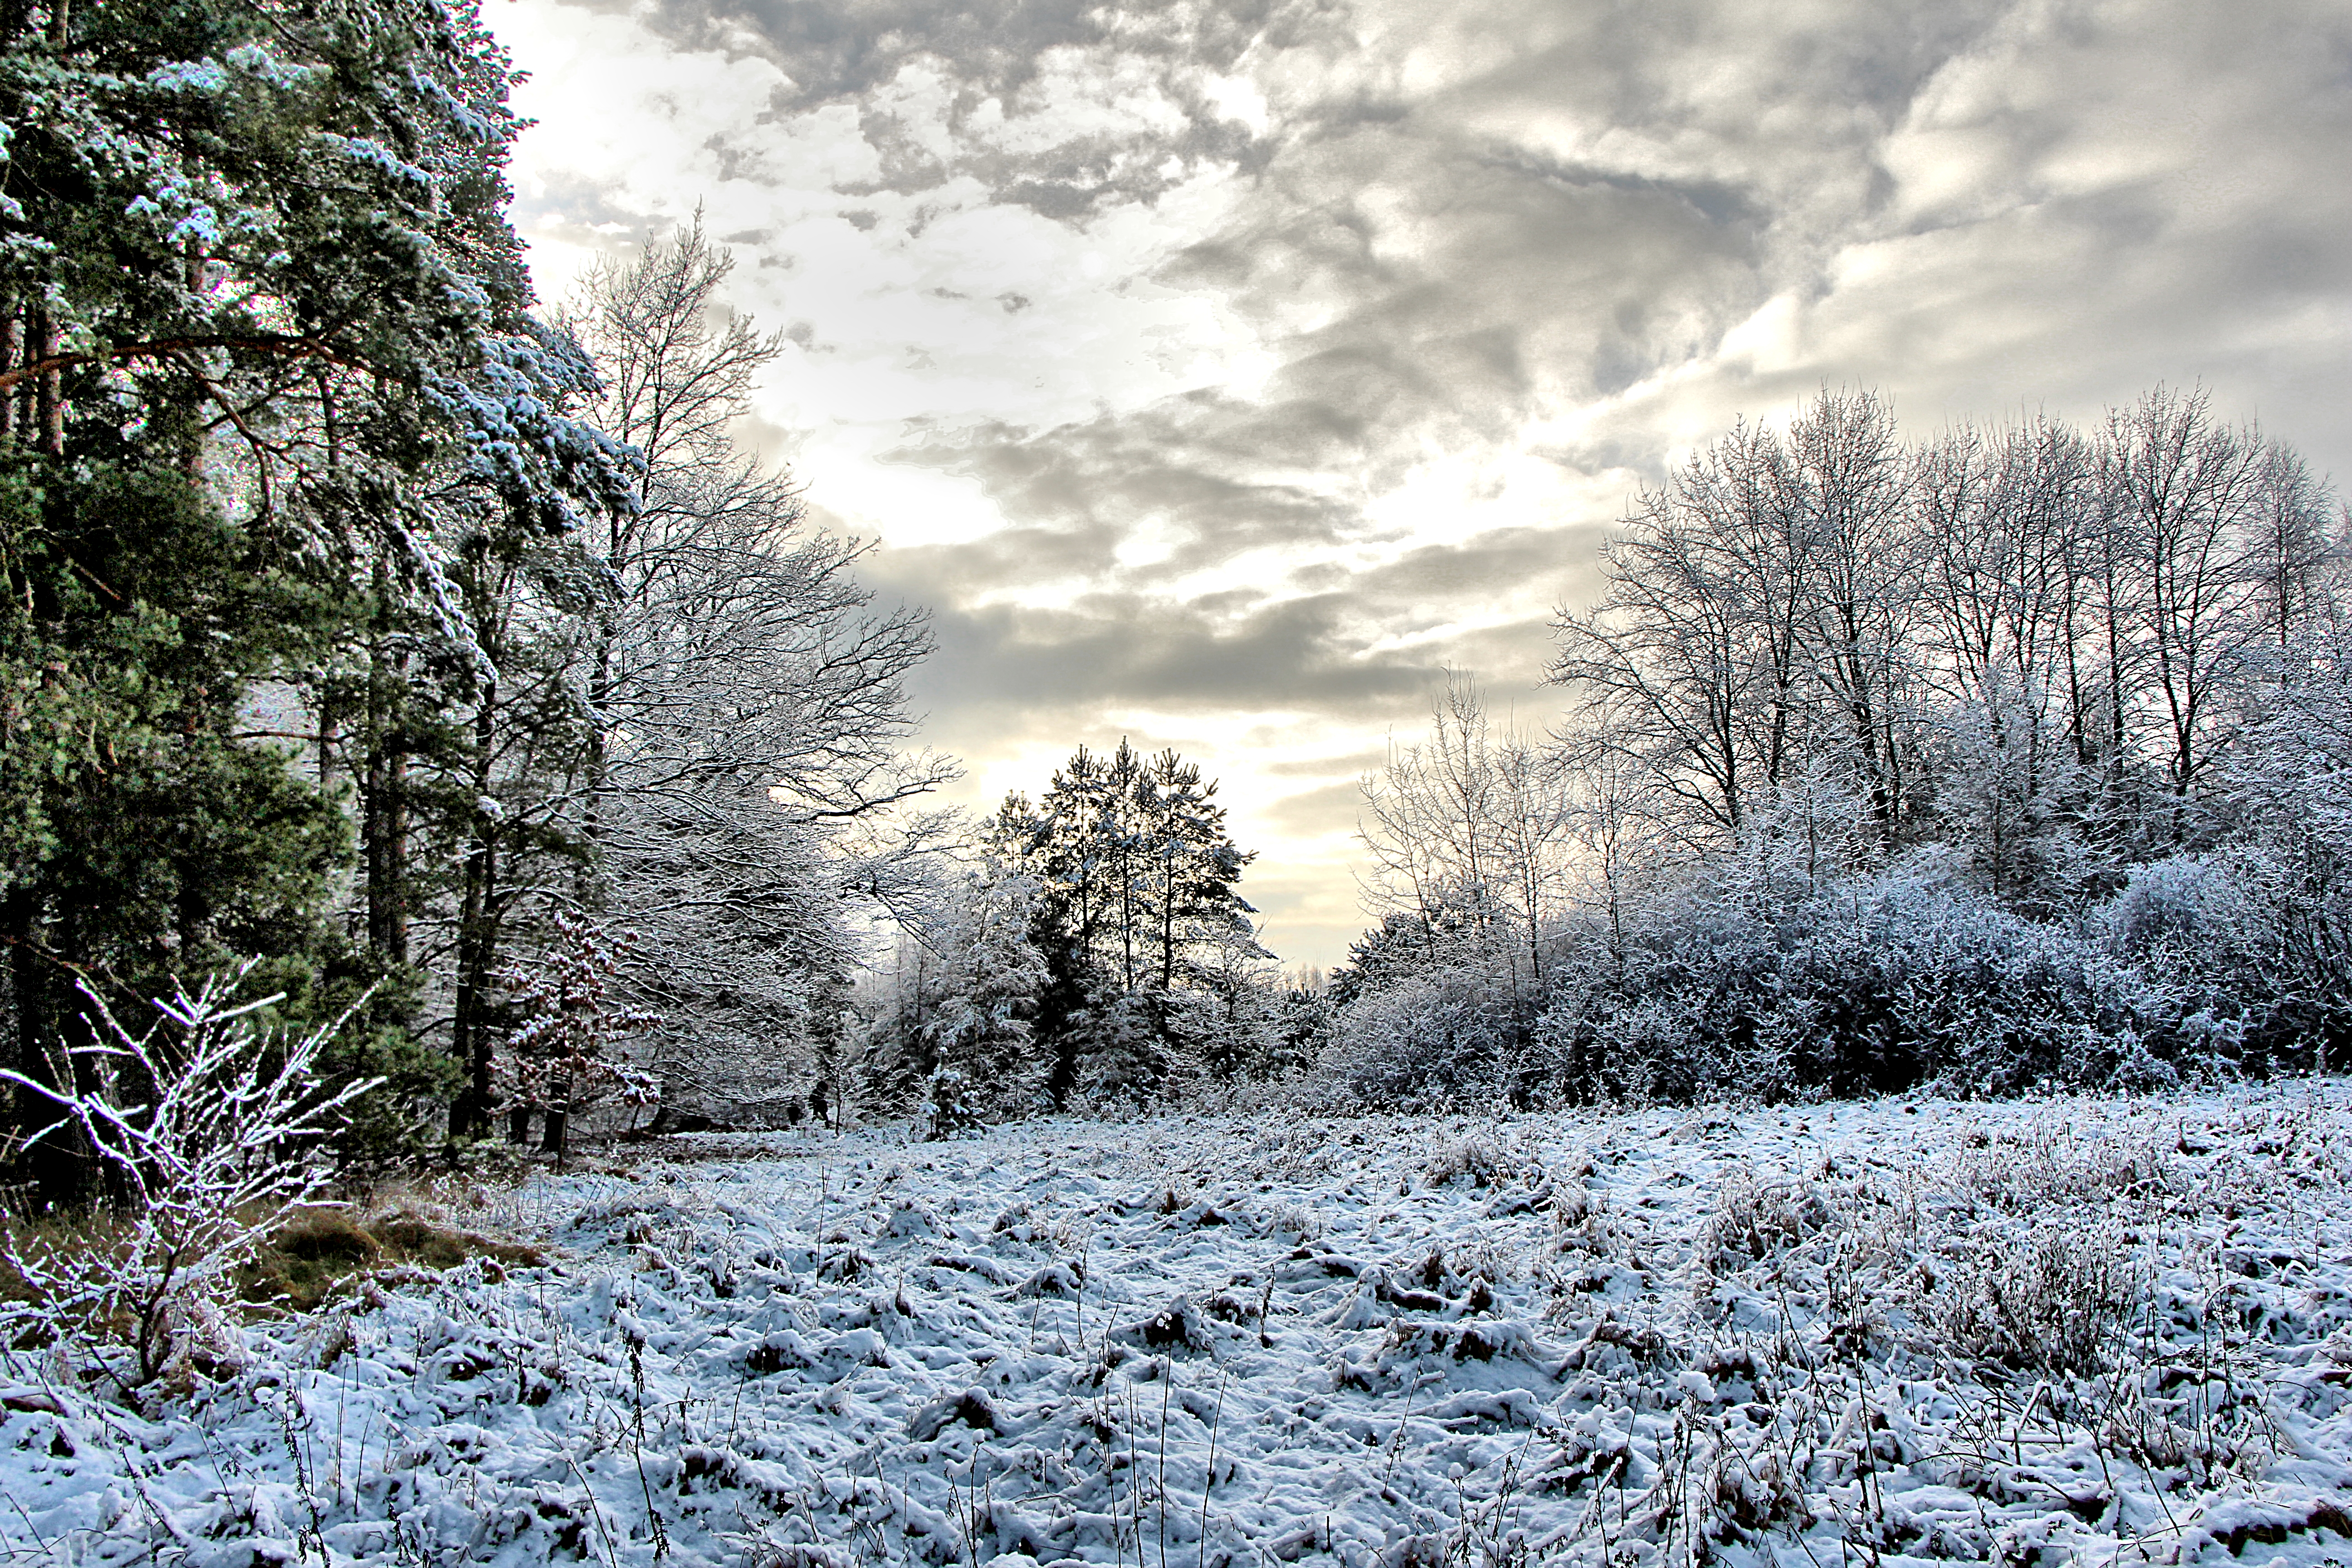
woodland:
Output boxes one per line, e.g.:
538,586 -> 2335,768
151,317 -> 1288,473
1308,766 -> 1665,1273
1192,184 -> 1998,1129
1,0 -> 2348,1188
881,384 -> 2352,1126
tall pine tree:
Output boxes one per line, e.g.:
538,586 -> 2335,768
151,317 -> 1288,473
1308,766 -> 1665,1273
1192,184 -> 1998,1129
0,0 -> 633,1195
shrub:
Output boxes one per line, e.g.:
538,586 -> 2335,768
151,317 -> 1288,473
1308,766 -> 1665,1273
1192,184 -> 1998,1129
0,966 -> 378,1388
1324,964 -> 1526,1108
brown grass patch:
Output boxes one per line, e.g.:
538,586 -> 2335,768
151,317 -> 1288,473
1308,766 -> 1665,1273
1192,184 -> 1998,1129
238,1206 -> 547,1313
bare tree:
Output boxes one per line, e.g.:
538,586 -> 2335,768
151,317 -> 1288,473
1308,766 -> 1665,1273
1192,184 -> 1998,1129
1549,390 -> 1919,855
1915,415 -> 2101,905
1780,389 -> 1922,854
1357,673 -> 1575,1008
1549,417 -> 1808,840
556,220 -> 960,1126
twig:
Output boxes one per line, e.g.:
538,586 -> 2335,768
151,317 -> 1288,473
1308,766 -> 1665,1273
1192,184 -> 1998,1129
1199,1367 -> 1228,1568
564,1453 -> 622,1568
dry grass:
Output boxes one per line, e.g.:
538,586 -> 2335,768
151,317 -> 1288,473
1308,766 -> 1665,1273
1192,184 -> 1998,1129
1,1199 -> 547,1329
238,1204 -> 548,1312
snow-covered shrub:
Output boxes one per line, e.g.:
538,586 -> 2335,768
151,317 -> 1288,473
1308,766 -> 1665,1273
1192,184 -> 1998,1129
1267,985 -> 1339,1079
1324,963 -> 1525,1108
1176,964 -> 1298,1085
1421,1131 -> 1516,1188
1788,870 -> 2177,1097
2105,854 -> 2259,965
0,967 -> 378,1388
1530,865 -> 2196,1103
2104,850 -> 2351,1073
2218,614 -> 2352,1069
1073,989 -> 1196,1109
1335,844 -> 2285,1110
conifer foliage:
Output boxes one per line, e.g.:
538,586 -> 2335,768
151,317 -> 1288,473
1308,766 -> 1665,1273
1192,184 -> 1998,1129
0,1 -> 946,1188
0,0 -> 622,1195
995,740 -> 1263,1104
862,741 -> 1269,1121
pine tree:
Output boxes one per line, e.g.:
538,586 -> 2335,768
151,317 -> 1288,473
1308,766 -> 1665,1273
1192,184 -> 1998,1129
992,740 -> 1261,1105
0,0 -> 634,1194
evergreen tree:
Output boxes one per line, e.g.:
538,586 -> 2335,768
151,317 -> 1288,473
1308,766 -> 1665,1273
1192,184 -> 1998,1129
0,0 -> 632,1195
990,740 -> 1260,1105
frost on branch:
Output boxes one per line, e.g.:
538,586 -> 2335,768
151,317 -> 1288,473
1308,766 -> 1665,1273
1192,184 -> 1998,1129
0,967 -> 378,1390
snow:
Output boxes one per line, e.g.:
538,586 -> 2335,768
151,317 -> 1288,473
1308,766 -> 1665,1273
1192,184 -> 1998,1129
9,1083 -> 2351,1566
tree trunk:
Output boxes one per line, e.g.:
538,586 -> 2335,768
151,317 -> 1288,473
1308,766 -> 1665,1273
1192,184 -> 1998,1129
3,892 -> 59,1202
541,1091 -> 568,1165
449,680 -> 501,1139
33,303 -> 61,456
363,566 -> 410,967
316,685 -> 338,797
0,298 -> 16,444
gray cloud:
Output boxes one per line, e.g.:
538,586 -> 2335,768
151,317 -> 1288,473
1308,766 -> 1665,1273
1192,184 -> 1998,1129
880,583 -> 1438,718
510,0 -> 2352,962
1263,779 -> 1367,835
622,0 -> 1270,101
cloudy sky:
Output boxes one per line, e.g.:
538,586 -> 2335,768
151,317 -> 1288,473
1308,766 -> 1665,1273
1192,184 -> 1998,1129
487,0 -> 2352,969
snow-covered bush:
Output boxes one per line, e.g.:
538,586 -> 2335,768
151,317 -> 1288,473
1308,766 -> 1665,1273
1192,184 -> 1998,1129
2099,850 -> 2352,1074
1421,1130 -> 1517,1188
2105,853 -> 2259,965
1704,1172 -> 1832,1267
1787,870 -> 2178,1096
1322,962 -> 1526,1109
1930,1220 -> 2145,1377
0,967 -> 378,1389
1332,856 -> 2239,1108
2217,622 -> 2352,1071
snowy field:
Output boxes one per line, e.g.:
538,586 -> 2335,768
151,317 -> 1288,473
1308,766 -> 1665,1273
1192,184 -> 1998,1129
8,1084 -> 2352,1568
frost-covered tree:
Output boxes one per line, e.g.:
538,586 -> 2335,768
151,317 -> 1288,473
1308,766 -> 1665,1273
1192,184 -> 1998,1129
1333,383 -> 2346,1109
1912,416 -> 2102,910
1548,390 -> 1927,858
1357,674 -> 1575,1010
862,858 -> 1047,1132
492,911 -> 660,1160
990,740 -> 1260,1105
557,222 -> 958,1126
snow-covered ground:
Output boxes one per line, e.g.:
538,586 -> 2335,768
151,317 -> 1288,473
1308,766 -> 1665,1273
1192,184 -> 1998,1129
9,1084 -> 2351,1567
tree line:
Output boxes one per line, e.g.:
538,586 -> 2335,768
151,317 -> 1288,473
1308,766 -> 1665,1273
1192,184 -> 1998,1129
1328,386 -> 2350,1106
5,0 -> 2340,1167
740,383 -> 2351,1127
0,0 -> 944,1198
880,384 -> 2351,1121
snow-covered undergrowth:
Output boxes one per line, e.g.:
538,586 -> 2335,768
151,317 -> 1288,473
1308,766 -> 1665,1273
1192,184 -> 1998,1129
9,1085 -> 2351,1567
